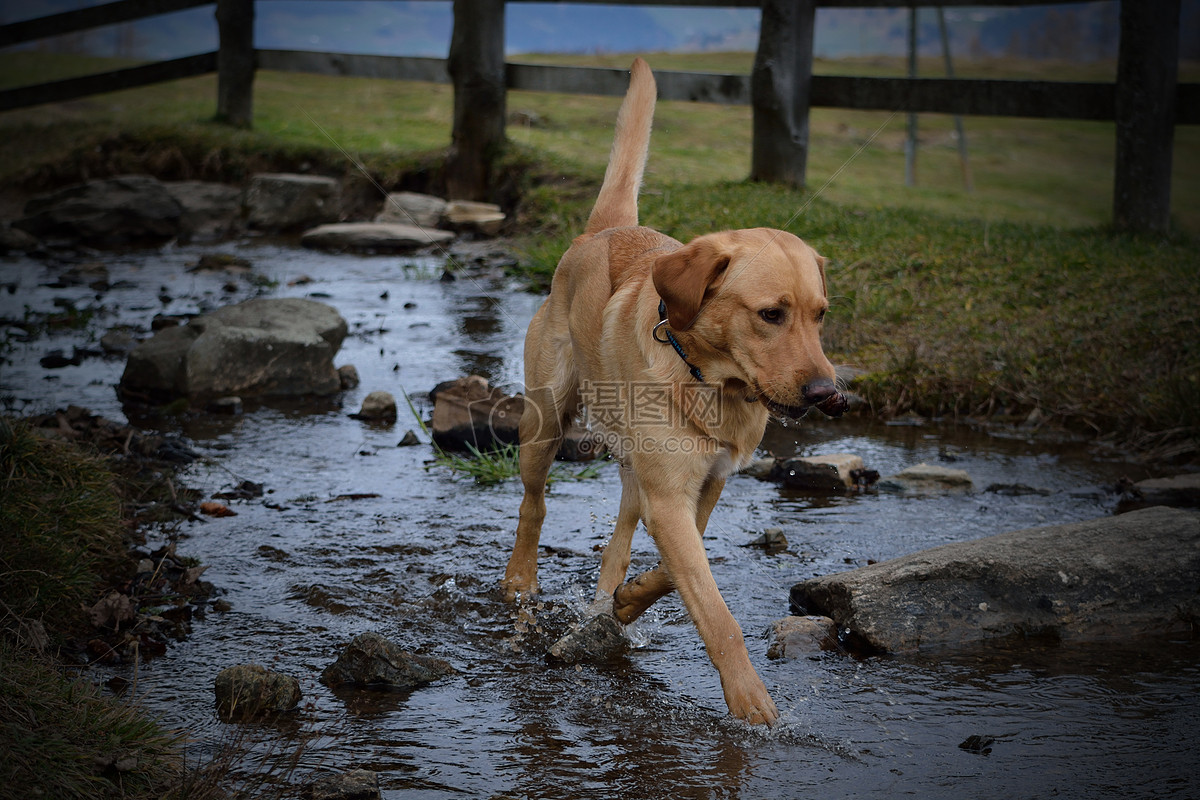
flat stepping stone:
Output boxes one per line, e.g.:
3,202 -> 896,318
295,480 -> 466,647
300,222 -> 454,252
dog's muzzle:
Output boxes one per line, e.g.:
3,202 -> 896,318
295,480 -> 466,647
763,379 -> 848,419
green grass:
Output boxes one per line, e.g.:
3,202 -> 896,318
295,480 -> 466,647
0,417 -> 127,629
515,179 -> 1200,453
0,641 -> 185,800
0,419 -> 225,800
432,441 -> 607,485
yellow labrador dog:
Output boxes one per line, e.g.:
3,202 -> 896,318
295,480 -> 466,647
502,58 -> 847,725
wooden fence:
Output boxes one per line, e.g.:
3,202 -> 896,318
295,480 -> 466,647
1,0 -> 1194,232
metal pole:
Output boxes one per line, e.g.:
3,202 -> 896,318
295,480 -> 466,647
937,6 -> 973,192
905,5 -> 918,187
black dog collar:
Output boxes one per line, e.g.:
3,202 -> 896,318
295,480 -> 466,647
653,300 -> 705,382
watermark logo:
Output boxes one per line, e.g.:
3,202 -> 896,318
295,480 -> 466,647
579,380 -> 721,429
484,380 -> 724,458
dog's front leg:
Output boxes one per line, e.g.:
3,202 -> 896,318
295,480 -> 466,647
643,485 -> 779,726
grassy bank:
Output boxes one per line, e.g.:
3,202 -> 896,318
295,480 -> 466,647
0,419 -> 187,799
1,52 -> 1197,457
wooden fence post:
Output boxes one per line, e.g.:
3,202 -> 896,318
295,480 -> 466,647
750,0 -> 816,188
1113,0 -> 1180,233
215,0 -> 254,127
446,0 -> 506,201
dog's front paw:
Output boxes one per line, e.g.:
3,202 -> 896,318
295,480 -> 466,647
723,673 -> 780,727
500,573 -> 539,603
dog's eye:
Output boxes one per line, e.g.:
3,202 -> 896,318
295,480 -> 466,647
816,308 -> 827,324
759,308 -> 784,325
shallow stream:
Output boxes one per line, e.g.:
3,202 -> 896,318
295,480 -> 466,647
2,241 -> 1196,799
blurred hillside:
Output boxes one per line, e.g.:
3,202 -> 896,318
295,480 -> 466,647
4,1 -> 1197,63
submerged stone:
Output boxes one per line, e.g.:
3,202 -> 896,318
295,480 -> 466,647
321,632 -> 454,690
547,613 -> 628,664
213,664 -> 301,720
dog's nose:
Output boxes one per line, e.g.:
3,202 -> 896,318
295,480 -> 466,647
802,379 -> 838,405
802,379 -> 848,418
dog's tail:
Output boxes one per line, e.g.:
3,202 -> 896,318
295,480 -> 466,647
584,58 -> 656,236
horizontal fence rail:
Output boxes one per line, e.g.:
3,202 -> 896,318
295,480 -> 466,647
0,0 -> 211,48
258,51 -> 1200,125
0,52 -> 217,112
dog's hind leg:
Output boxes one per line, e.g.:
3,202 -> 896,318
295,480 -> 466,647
502,351 -> 577,602
612,566 -> 673,624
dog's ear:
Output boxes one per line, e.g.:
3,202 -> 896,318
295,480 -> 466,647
653,239 -> 730,330
811,247 -> 828,298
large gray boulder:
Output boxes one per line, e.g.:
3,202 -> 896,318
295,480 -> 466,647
120,298 -> 348,401
790,506 -> 1200,653
14,174 -> 183,245
163,180 -> 242,241
244,173 -> 340,231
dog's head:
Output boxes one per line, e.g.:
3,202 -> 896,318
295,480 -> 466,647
652,228 -> 847,418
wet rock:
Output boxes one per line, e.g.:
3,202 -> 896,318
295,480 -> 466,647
244,173 -> 340,231
877,463 -> 973,494
547,613 -> 628,664
1130,474 -> 1200,509
374,191 -> 447,228
397,429 -> 421,446
207,396 -> 244,415
741,457 -> 777,478
40,348 -> 83,368
338,364 -> 360,390
0,222 -> 38,253
188,252 -> 252,273
59,262 -> 109,289
789,506 -> 1200,653
213,664 -> 302,720
28,405 -> 198,463
120,297 -> 348,401
300,222 -> 454,253
88,591 -> 136,629
766,615 -> 839,659
151,314 -> 184,331
430,375 -> 523,452
557,425 -> 606,462
320,632 -> 454,690
100,327 -> 138,354
771,453 -> 864,491
986,482 -> 1051,497
428,376 -> 602,461
16,175 -> 184,245
212,480 -> 264,500
351,390 -> 397,422
744,528 -> 788,554
959,734 -> 995,755
304,769 -> 381,800
443,200 -> 505,236
164,180 -> 243,241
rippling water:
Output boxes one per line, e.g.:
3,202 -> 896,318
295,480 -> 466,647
2,241 -> 1196,799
